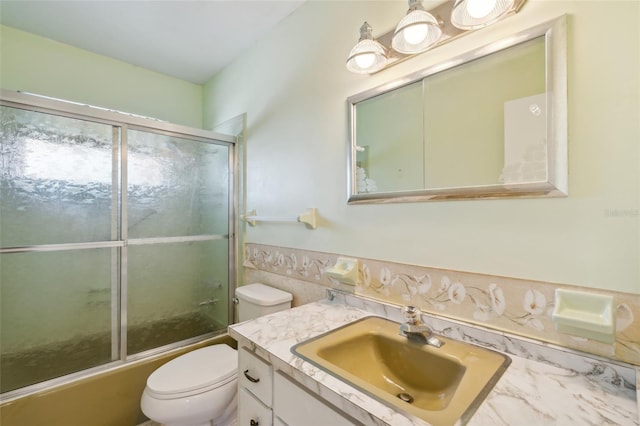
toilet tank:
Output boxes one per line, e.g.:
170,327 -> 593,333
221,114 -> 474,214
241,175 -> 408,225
236,283 -> 293,322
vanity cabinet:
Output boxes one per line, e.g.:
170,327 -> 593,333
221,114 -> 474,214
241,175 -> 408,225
238,346 -> 360,426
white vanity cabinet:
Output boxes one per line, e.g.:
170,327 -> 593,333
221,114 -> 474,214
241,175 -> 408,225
238,346 -> 360,426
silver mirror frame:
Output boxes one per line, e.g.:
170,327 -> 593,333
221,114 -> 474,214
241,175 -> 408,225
347,16 -> 567,204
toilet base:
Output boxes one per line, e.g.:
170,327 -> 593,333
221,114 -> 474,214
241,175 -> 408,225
141,385 -> 237,426
153,412 -> 236,426
157,413 -> 236,426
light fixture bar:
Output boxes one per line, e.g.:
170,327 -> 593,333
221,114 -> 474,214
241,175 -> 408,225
348,0 -> 526,74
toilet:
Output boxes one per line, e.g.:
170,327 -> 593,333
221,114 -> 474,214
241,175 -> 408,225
141,283 -> 293,426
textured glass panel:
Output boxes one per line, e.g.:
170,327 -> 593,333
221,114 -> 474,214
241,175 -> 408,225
0,106 -> 116,247
127,130 -> 229,238
127,240 -> 229,355
0,249 -> 115,393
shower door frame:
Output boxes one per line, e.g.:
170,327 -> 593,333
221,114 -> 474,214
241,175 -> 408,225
0,89 -> 239,400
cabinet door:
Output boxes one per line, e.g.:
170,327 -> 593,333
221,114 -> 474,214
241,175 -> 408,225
239,347 -> 273,406
239,388 -> 272,426
273,371 -> 361,426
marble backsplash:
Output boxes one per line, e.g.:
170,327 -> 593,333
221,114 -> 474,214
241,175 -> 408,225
243,243 -> 640,366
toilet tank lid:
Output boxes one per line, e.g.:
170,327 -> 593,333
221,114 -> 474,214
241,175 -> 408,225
147,344 -> 238,395
236,283 -> 292,306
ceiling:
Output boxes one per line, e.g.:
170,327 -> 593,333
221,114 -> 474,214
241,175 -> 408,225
0,0 -> 305,84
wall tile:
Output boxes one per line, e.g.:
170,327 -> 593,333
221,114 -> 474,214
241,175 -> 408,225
244,243 -> 640,366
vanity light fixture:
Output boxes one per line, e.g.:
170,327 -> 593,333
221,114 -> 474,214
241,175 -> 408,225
346,0 -> 526,74
346,22 -> 388,74
391,0 -> 442,54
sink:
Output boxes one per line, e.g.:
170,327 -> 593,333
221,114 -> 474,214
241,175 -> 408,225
291,316 -> 511,425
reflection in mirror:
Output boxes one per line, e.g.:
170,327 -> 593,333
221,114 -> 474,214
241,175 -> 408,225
355,81 -> 423,193
425,36 -> 545,188
348,16 -> 567,203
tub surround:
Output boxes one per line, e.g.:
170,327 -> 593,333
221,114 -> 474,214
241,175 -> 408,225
244,243 -> 640,366
229,292 -> 638,425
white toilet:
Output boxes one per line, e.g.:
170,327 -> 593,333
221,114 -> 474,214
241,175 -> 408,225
141,283 -> 293,426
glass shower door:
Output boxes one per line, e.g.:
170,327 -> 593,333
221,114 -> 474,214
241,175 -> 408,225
0,100 -> 235,396
0,106 -> 120,393
125,129 -> 230,356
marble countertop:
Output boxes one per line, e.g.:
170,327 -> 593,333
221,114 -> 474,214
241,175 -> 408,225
229,292 -> 638,426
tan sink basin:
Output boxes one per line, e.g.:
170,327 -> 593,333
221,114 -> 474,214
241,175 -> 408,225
292,316 -> 510,425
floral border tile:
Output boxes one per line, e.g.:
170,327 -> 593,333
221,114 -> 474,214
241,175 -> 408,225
244,243 -> 640,366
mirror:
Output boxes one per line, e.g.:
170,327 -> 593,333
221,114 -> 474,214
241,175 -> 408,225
348,16 -> 567,203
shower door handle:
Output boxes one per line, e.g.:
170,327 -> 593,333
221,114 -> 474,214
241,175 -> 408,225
250,419 -> 259,426
243,369 -> 260,383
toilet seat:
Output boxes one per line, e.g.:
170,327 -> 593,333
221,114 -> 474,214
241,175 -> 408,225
146,345 -> 238,400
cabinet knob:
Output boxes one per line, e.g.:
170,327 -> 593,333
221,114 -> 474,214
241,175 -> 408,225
243,369 -> 260,383
250,419 -> 259,426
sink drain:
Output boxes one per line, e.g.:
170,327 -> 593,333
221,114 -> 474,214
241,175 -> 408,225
397,392 -> 414,404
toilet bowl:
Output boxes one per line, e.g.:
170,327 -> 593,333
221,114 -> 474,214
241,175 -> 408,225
141,283 -> 292,426
141,344 -> 238,426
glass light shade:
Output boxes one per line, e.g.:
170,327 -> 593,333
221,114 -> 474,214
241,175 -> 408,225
392,9 -> 442,54
346,39 -> 387,74
451,0 -> 515,30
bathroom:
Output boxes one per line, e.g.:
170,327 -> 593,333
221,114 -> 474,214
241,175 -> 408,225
0,0 -> 638,425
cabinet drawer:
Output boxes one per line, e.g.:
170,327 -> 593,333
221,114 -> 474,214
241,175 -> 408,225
239,347 -> 273,406
273,371 -> 360,426
239,388 -> 272,426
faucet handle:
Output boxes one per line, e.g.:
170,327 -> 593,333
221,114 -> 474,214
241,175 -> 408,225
403,306 -> 421,325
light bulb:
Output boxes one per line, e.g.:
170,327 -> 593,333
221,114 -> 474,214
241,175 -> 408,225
466,0 -> 497,19
355,52 -> 376,69
403,23 -> 429,45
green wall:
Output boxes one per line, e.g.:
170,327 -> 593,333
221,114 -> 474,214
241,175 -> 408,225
0,25 -> 203,128
203,1 -> 639,295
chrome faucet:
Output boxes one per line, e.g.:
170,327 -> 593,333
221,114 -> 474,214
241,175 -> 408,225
399,306 -> 444,348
